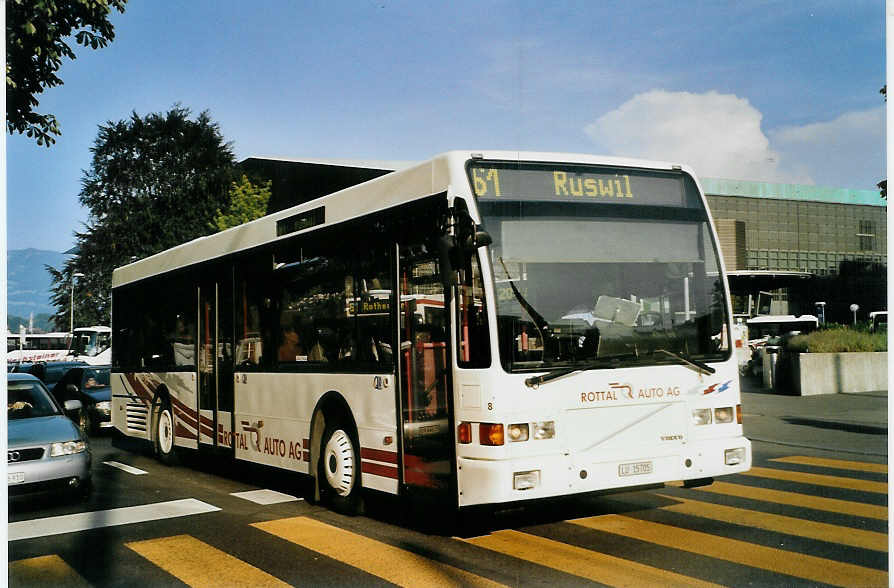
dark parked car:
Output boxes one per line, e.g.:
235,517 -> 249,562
53,365 -> 112,434
8,373 -> 91,500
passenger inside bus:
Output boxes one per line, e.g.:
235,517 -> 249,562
278,322 -> 307,362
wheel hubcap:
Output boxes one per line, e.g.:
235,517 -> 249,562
158,409 -> 173,453
323,429 -> 355,496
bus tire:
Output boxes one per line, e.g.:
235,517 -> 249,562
154,399 -> 178,465
318,419 -> 362,515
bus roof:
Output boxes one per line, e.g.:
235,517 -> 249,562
746,314 -> 819,324
73,326 -> 111,333
112,150 -> 698,288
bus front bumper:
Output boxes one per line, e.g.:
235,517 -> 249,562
457,436 -> 752,507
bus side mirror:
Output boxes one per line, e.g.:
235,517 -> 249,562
472,228 -> 492,249
460,227 -> 492,253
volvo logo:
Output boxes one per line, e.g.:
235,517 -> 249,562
8,451 -> 21,462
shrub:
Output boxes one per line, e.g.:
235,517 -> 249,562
787,326 -> 887,353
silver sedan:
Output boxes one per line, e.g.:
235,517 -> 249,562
8,373 -> 91,500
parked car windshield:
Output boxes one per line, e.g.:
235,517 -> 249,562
8,380 -> 61,420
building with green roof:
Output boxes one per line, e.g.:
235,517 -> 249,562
703,177 -> 886,319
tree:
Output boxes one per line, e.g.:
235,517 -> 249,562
6,0 -> 127,146
879,86 -> 886,199
48,105 -> 235,328
214,175 -> 272,231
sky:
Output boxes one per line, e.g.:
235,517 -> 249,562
7,0 -> 886,252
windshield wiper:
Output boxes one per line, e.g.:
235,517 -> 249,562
524,354 -> 637,388
498,257 -> 553,343
654,348 -> 715,375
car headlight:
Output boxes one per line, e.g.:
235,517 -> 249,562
96,400 -> 111,414
50,440 -> 87,457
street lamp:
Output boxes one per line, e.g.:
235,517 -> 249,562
849,303 -> 860,327
70,273 -> 85,333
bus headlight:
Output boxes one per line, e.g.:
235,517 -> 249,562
725,447 -> 746,465
691,409 -> 712,426
508,423 -> 529,442
532,421 -> 555,440
714,407 -> 734,424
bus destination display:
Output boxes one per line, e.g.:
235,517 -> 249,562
469,162 -> 693,207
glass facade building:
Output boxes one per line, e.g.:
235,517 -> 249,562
703,178 -> 886,275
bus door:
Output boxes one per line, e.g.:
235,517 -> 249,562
198,277 -> 235,451
398,245 -> 455,496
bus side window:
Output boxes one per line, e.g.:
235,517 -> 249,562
236,277 -> 266,368
354,247 -> 394,371
457,252 -> 491,368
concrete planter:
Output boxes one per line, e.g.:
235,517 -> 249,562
791,352 -> 888,396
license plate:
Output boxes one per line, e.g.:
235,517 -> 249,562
8,472 -> 25,485
618,461 -> 653,477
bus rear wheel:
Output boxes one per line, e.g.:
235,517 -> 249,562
318,421 -> 362,515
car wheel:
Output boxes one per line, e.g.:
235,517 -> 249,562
154,400 -> 178,465
318,419 -> 362,515
79,409 -> 93,436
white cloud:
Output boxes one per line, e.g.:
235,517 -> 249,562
584,90 -> 799,183
769,106 -> 885,190
585,90 -> 885,189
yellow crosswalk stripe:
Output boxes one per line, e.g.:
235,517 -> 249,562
463,528 -> 721,588
253,516 -> 506,587
571,515 -> 887,587
688,481 -> 888,520
654,493 -> 888,551
9,555 -> 91,588
770,455 -> 888,475
125,534 -> 290,587
744,466 -> 887,494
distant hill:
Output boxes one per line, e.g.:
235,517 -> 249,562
7,248 -> 69,319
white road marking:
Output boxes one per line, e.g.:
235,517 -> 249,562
103,461 -> 149,475
9,498 -> 220,541
230,489 -> 302,505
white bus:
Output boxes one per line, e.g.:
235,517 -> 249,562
7,332 -> 72,363
67,325 -> 112,365
111,151 -> 751,515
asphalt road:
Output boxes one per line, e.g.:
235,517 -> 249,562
9,388 -> 889,587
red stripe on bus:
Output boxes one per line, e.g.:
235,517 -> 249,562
302,438 -> 309,449
173,407 -> 198,430
169,395 -> 196,418
174,422 -> 194,439
124,373 -> 153,404
360,448 -> 398,464
362,461 -> 398,480
302,451 -> 310,462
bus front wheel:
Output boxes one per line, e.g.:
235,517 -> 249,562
154,400 -> 178,465
318,421 -> 362,515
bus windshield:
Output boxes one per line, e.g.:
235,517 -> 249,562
470,161 -> 729,373
69,330 -> 111,358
